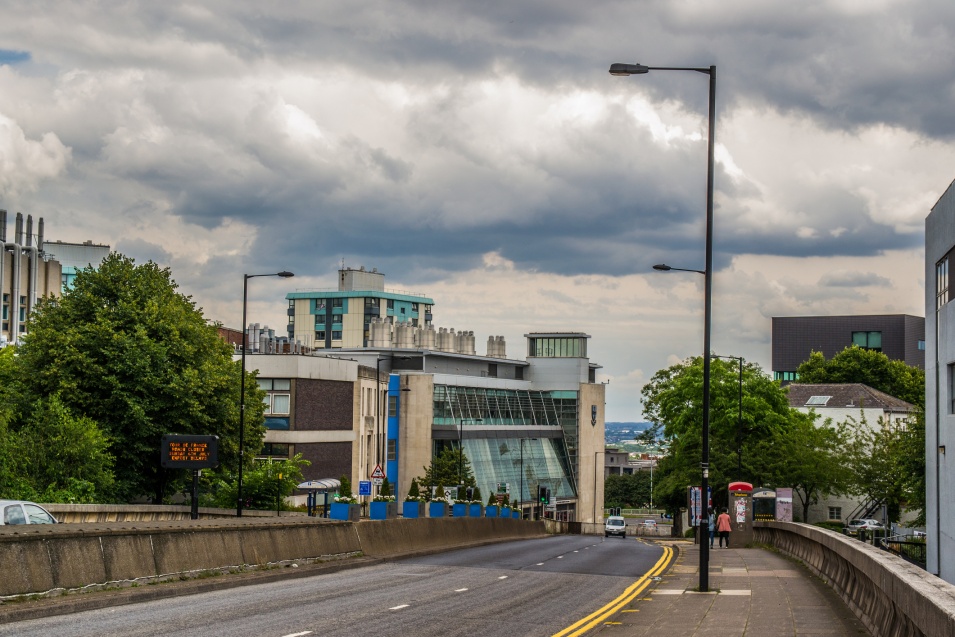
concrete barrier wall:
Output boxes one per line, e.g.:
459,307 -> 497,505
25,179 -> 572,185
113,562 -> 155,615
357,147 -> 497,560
0,517 -> 545,598
43,504 -> 291,523
756,521 -> 955,637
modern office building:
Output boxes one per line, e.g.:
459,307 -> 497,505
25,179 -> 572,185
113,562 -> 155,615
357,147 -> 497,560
772,314 -> 925,382
286,266 -> 435,350
42,239 -> 110,291
0,210 -> 62,346
241,331 -> 606,523
786,383 -> 916,525
926,177 -> 955,582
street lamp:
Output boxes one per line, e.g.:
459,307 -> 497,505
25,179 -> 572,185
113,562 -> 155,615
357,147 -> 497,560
237,270 -> 294,517
613,61 -> 716,592
712,354 -> 744,481
520,437 -> 538,519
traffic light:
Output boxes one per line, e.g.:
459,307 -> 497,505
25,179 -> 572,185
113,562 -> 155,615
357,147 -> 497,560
538,485 -> 547,503
545,488 -> 551,505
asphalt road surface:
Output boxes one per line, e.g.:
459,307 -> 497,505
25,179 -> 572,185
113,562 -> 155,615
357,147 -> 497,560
0,534 -> 666,637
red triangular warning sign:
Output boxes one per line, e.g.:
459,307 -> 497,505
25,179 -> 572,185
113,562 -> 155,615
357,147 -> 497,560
371,464 -> 385,479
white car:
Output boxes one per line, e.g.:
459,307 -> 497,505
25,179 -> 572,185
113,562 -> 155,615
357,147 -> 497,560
846,518 -> 884,532
605,515 -> 627,538
0,500 -> 58,525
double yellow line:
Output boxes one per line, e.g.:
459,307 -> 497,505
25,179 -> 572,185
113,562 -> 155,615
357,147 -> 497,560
551,545 -> 675,637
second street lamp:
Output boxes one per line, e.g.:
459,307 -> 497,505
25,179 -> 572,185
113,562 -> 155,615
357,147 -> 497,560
237,270 -> 294,517
613,61 -> 717,592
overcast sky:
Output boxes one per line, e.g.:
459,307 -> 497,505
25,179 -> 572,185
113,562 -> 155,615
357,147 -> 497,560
1,1 -> 951,421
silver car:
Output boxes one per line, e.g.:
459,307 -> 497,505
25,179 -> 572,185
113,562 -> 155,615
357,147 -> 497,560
0,500 -> 58,525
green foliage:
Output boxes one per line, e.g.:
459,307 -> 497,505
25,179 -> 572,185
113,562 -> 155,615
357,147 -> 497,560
642,356 -> 799,511
435,484 -> 445,499
604,472 -> 653,509
487,492 -> 497,506
13,253 -> 266,502
473,486 -> 482,503
207,455 -> 310,510
796,346 -> 925,523
502,494 -> 509,507
339,474 -> 353,498
417,447 -> 476,491
406,477 -> 420,501
796,347 -> 925,406
380,477 -> 391,497
11,395 -> 114,503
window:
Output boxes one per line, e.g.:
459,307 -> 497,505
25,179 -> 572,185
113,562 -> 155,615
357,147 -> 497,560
949,364 -> 955,414
828,507 -> 842,521
487,363 -> 498,378
774,371 -> 798,382
400,307 -> 405,314
315,316 -> 325,326
388,395 -> 397,417
411,303 -> 418,311
332,331 -> 342,340
387,439 -> 397,461
852,331 -> 882,352
919,340 -> 926,351
263,393 -> 290,415
332,298 -> 343,308
315,330 -> 326,341
259,443 -> 290,458
315,299 -> 326,311
387,299 -> 394,309
806,396 -> 831,406
939,258 -> 950,309
332,314 -> 342,325
1,293 -> 7,320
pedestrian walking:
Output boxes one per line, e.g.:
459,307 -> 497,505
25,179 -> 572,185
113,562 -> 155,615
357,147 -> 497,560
707,507 -> 715,548
717,507 -> 732,548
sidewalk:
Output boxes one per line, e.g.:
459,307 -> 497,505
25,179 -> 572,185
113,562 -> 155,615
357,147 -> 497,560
602,540 -> 871,636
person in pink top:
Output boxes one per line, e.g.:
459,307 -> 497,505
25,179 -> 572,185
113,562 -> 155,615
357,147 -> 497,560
717,508 -> 732,548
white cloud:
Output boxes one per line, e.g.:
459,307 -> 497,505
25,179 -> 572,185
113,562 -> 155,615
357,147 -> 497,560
0,113 -> 70,198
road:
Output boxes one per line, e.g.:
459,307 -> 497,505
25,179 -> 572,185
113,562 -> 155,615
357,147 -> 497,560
0,535 -> 667,637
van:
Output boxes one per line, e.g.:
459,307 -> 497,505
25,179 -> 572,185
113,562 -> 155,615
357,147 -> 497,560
605,515 -> 627,538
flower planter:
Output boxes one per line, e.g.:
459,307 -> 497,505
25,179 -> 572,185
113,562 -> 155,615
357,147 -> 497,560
429,501 -> 447,518
501,506 -> 511,518
485,505 -> 499,518
452,503 -> 468,517
370,501 -> 398,520
330,502 -> 360,522
402,501 -> 425,519
468,503 -> 484,517
512,510 -> 521,519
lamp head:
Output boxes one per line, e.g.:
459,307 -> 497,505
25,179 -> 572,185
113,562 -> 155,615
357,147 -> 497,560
652,264 -> 672,271
609,63 -> 650,76
277,271 -> 294,278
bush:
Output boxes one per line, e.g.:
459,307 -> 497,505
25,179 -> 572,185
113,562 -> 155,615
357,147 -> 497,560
684,528 -> 696,539
814,521 -> 845,532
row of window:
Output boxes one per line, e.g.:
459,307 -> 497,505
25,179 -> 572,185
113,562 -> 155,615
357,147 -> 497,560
433,385 -> 571,427
1,294 -> 28,333
528,336 -> 586,358
314,330 -> 343,341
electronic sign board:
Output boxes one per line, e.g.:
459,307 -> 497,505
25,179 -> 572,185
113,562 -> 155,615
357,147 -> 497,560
161,435 -> 220,469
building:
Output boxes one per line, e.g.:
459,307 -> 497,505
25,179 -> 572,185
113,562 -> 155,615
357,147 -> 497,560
772,314 -> 925,382
241,331 -> 606,523
0,210 -> 62,346
42,239 -> 110,291
604,448 -> 631,476
286,266 -> 435,350
926,178 -> 955,582
786,383 -> 916,524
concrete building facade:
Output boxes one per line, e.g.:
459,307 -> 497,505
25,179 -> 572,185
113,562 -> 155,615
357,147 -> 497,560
0,210 -> 61,346
772,315 -> 925,383
926,178 -> 955,582
42,239 -> 110,291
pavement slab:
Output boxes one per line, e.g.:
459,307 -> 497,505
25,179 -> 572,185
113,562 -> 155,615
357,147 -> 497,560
590,541 -> 871,637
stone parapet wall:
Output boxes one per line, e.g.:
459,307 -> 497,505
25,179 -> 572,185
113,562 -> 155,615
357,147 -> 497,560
0,517 -> 545,598
756,521 -> 954,637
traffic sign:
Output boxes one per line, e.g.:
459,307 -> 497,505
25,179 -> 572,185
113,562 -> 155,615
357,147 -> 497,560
372,478 -> 383,486
358,481 -> 372,496
371,464 -> 385,479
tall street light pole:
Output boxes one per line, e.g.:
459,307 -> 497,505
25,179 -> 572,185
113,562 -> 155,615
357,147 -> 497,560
612,61 -> 716,592
238,271 -> 294,517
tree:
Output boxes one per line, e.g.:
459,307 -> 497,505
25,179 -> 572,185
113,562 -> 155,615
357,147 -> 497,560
753,412 -> 853,522
796,346 -> 925,522
605,472 -> 652,509
417,447 -> 476,496
208,455 -> 310,510
12,395 -> 114,503
641,356 -> 798,513
13,253 -> 266,502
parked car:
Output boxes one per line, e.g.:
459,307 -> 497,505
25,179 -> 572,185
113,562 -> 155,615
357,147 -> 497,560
846,518 -> 884,533
0,500 -> 58,525
605,515 -> 627,538
642,519 -> 657,528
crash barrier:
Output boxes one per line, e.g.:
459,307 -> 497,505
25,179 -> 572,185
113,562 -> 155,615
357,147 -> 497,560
0,517 -> 546,598
43,504 -> 294,523
755,521 -> 955,637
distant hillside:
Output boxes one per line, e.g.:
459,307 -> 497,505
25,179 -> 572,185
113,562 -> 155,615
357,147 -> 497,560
606,422 -> 653,431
